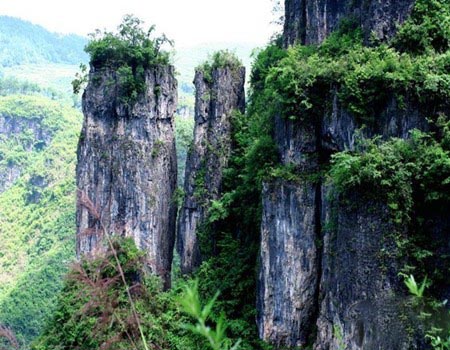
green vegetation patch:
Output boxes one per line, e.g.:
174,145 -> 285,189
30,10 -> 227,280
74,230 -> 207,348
32,237 -> 221,350
0,94 -> 82,346
197,50 -> 243,83
78,15 -> 172,105
329,116 -> 450,225
328,117 -> 450,346
265,0 -> 450,124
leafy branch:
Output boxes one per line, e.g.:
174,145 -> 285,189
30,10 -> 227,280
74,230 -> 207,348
179,280 -> 241,350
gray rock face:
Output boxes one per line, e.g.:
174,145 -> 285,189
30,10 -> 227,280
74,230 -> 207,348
258,180 -> 320,347
76,65 -> 178,288
258,92 -> 431,347
321,92 -> 428,153
283,0 -> 415,47
0,116 -> 52,193
260,1 -> 450,347
177,66 -> 245,274
315,193 -> 421,350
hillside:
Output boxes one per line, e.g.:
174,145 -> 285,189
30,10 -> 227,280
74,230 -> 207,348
0,95 -> 82,344
0,16 -> 87,67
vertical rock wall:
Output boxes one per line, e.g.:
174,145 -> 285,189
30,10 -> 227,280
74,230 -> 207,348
76,65 -> 178,288
258,180 -> 320,347
256,0 -> 449,339
177,66 -> 245,275
258,96 -> 430,349
315,194 -> 423,350
283,0 -> 416,47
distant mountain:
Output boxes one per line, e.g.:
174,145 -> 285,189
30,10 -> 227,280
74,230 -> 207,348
0,16 -> 88,67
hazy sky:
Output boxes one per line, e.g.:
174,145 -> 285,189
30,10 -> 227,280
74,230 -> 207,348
0,0 -> 277,47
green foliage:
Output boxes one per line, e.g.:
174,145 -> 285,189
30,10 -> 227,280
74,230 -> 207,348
195,236 -> 266,350
264,1 -> 450,123
0,77 -> 61,99
71,63 -> 88,94
85,15 -> 172,104
0,94 -> 81,346
394,0 -> 450,54
180,280 -> 240,350
402,274 -> 450,350
427,329 -> 450,350
197,50 -> 243,83
2,64 -> 84,106
0,16 -> 87,67
329,119 -> 450,225
402,274 -> 428,298
32,238 -> 206,350
333,324 -> 345,350
188,44 -> 285,350
330,121 -> 450,348
86,15 -> 171,69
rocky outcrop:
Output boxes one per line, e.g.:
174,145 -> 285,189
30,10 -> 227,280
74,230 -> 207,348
0,115 -> 52,193
76,65 -> 178,288
257,89 -> 436,347
283,0 -> 415,47
177,66 -> 245,274
258,3 -> 450,346
315,193 -> 423,350
258,180 -> 320,347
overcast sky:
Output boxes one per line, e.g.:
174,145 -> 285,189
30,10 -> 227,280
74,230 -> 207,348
0,0 -> 278,47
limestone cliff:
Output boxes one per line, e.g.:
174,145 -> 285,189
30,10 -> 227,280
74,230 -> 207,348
257,0 -> 449,348
76,65 -> 178,288
283,0 -> 415,47
177,66 -> 245,274
257,92 -> 435,350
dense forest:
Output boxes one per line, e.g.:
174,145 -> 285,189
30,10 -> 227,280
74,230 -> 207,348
0,0 -> 449,349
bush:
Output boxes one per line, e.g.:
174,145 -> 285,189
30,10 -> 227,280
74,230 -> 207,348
197,50 -> 243,83
85,15 -> 171,69
264,0 -> 450,124
393,0 -> 450,54
32,237 -> 201,350
81,15 -> 172,104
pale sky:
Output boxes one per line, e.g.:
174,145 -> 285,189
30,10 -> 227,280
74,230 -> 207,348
0,0 -> 277,47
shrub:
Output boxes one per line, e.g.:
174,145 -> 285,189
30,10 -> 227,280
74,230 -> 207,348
196,50 -> 243,83
393,0 -> 450,54
79,15 -> 172,104
264,0 -> 450,123
32,237 -> 201,350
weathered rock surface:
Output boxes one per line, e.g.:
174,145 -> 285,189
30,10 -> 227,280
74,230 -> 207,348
315,194 -> 423,350
256,1 -> 448,339
257,180 -> 320,348
0,115 -> 52,193
76,65 -> 178,288
177,66 -> 245,274
283,0 -> 415,47
321,92 -> 429,153
258,89 -> 434,347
